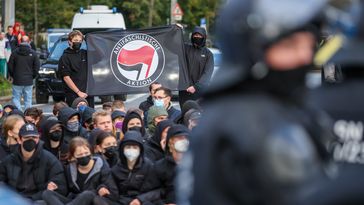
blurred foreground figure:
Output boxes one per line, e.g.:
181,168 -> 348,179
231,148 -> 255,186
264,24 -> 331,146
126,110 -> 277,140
178,0 -> 337,205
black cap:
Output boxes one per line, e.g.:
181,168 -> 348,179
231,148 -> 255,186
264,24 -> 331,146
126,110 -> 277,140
19,123 -> 39,137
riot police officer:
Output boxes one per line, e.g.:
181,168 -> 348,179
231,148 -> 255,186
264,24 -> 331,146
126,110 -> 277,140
177,0 -> 337,205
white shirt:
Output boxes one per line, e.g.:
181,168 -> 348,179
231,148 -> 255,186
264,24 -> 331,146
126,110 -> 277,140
0,39 -> 8,59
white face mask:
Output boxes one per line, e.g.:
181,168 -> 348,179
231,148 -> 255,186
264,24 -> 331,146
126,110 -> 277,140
154,99 -> 164,107
124,148 -> 140,161
174,139 -> 189,153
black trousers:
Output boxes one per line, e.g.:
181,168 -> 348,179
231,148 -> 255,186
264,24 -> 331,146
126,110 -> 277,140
65,92 -> 95,108
42,190 -> 96,205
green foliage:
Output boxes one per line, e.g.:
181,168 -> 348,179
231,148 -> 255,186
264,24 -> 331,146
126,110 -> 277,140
0,77 -> 12,97
14,0 -> 220,34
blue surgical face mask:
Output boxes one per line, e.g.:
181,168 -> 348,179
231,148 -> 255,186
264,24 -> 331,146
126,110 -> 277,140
67,121 -> 79,132
78,105 -> 87,112
154,99 -> 164,107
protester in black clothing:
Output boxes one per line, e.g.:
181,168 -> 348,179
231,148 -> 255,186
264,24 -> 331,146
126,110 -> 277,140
7,36 -> 40,111
94,130 -> 119,168
42,117 -> 69,165
3,104 -> 17,115
24,107 -> 45,134
122,111 -> 147,139
81,106 -> 96,132
155,124 -> 190,204
59,30 -> 94,108
179,26 -> 214,107
58,107 -> 88,144
154,87 -> 181,121
145,120 -> 174,162
42,137 -> 118,205
174,100 -> 201,124
0,123 -> 67,201
112,131 -> 161,205
0,115 -> 24,161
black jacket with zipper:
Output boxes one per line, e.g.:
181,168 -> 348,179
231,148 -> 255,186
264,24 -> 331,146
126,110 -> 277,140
0,141 -> 67,201
112,130 -> 161,205
65,156 -> 118,201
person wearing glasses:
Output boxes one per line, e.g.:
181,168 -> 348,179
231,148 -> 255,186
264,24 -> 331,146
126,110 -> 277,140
0,123 -> 67,203
153,87 -> 181,122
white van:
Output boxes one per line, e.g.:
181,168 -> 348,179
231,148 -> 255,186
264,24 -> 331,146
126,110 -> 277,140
71,5 -> 126,32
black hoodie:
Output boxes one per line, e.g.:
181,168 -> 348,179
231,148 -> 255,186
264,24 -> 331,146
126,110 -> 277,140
58,48 -> 88,94
122,111 -> 147,138
8,43 -> 40,86
42,118 -> 69,164
184,27 -> 214,92
145,120 -> 174,162
112,131 -> 161,205
58,107 -> 88,144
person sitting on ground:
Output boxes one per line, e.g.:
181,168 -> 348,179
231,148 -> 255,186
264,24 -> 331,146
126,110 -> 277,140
153,87 -> 181,121
42,117 -> 69,165
112,131 -> 161,205
0,115 -> 25,161
24,107 -> 45,134
81,106 -> 96,132
94,129 -> 119,168
112,100 -> 126,112
154,124 -> 190,204
174,100 -> 202,124
111,110 -> 126,141
147,106 -> 168,137
0,123 -> 67,202
42,137 -> 118,205
145,120 -> 174,162
53,101 -> 69,117
58,107 -> 88,144
93,110 -> 113,133
3,104 -> 17,115
71,97 -> 89,112
139,82 -> 162,125
102,102 -> 113,112
122,111 -> 147,140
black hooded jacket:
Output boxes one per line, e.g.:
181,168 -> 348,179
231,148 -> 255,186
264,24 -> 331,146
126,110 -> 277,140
41,118 -> 69,164
122,111 -> 147,138
184,27 -> 214,92
58,48 -> 88,94
145,120 -> 174,162
58,107 -> 88,144
65,156 -> 118,201
0,142 -> 67,200
8,43 -> 40,86
0,138 -> 18,162
112,131 -> 161,205
139,95 -> 154,113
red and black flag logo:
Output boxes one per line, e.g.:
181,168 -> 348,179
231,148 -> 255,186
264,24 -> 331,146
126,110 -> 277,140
110,33 -> 165,87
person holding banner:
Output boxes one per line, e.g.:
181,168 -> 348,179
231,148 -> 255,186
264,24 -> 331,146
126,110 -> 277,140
59,30 -> 94,108
179,26 -> 214,107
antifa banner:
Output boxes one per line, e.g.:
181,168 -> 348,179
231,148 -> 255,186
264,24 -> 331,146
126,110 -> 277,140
85,25 -> 190,96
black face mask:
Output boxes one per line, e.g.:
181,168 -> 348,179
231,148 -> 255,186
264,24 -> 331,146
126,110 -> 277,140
192,37 -> 205,47
23,140 -> 37,152
263,65 -> 310,99
49,131 -> 62,142
77,155 -> 91,166
129,126 -> 142,133
72,42 -> 82,50
104,146 -> 118,158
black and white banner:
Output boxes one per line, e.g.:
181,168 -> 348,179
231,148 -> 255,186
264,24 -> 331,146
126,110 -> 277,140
85,25 -> 190,95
